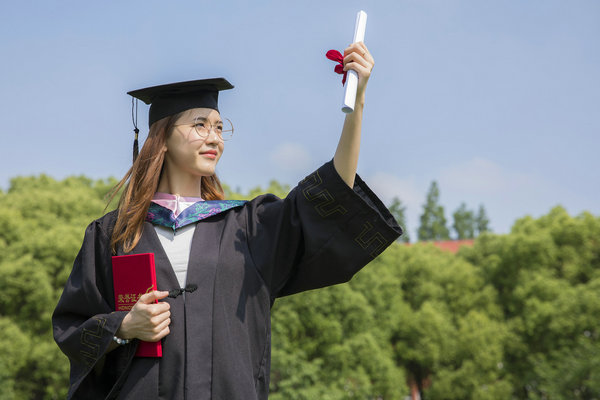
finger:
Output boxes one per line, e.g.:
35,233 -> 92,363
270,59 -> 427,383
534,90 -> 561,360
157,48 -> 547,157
343,62 -> 372,76
139,290 -> 169,304
343,49 -> 374,69
150,325 -> 171,342
343,64 -> 372,87
347,42 -> 373,62
349,41 -> 367,56
344,42 -> 368,57
153,317 -> 171,334
359,44 -> 374,64
146,302 -> 171,317
356,41 -> 368,55
343,52 -> 370,69
150,310 -> 171,325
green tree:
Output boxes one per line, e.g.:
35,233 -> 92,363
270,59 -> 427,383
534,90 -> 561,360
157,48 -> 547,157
356,244 -> 510,399
270,282 -> 405,399
418,181 -> 449,241
452,202 -> 475,239
475,204 -> 490,235
389,197 -> 410,243
223,180 -> 290,200
460,206 -> 600,399
0,174 -> 116,399
0,317 -> 31,400
4,171 -> 600,400
532,335 -> 600,399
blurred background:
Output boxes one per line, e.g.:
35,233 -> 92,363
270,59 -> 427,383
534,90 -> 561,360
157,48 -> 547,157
0,1 -> 598,399
1,0 -> 598,238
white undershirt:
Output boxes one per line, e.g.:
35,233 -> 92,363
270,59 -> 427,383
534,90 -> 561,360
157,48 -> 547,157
151,194 -> 202,288
154,224 -> 195,288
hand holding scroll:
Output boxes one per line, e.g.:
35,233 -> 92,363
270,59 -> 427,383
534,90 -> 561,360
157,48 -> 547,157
342,41 -> 374,96
332,42 -> 374,188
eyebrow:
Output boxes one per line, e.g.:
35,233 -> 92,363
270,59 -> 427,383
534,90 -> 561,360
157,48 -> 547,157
195,117 -> 223,124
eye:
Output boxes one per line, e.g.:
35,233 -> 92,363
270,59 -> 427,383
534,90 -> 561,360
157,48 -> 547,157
215,125 -> 224,133
193,122 -> 207,129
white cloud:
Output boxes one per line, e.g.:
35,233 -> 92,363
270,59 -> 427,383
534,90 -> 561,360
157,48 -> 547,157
438,157 -> 532,196
365,172 -> 424,239
366,172 -> 422,209
269,143 -> 313,173
308,158 -> 594,240
364,158 -> 593,239
436,157 -> 590,233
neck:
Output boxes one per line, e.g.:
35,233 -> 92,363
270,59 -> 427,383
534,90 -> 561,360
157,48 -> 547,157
157,167 -> 203,198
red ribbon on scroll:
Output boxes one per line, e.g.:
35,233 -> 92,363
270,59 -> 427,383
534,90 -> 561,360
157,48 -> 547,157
326,50 -> 347,85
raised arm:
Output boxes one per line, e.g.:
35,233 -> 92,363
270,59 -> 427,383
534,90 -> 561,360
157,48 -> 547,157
333,41 -> 374,187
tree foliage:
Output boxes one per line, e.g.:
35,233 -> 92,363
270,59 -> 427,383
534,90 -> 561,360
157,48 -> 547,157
388,196 -> 410,243
1,173 -> 599,399
418,181 -> 450,241
451,202 -> 491,240
460,206 -> 600,399
476,204 -> 490,235
0,175 -> 116,399
452,202 -> 475,239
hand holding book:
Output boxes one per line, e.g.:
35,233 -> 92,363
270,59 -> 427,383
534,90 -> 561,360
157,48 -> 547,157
116,290 -> 171,343
112,253 -> 165,357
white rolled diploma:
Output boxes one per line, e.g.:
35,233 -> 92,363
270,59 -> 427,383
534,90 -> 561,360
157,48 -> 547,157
342,10 -> 368,113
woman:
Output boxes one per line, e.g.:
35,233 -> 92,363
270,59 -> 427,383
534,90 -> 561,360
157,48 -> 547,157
53,42 -> 402,399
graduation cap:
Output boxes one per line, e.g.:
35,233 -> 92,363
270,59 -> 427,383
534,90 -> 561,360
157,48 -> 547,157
127,78 -> 234,161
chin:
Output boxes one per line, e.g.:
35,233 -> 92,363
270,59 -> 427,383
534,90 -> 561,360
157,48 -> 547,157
196,167 -> 216,176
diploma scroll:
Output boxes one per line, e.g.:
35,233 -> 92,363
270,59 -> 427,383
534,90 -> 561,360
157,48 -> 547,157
342,10 -> 368,113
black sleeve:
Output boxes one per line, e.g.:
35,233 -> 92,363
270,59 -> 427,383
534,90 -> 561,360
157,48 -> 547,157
52,217 -> 136,399
245,160 -> 402,299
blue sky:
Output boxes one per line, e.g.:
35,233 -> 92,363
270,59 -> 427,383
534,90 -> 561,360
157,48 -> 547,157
1,0 -> 598,238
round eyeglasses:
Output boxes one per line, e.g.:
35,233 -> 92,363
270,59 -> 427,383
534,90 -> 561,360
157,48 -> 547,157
176,116 -> 234,141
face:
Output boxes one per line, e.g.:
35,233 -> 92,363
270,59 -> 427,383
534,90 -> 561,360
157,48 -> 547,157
163,108 -> 225,178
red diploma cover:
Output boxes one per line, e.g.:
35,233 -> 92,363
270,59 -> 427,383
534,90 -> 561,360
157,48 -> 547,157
112,253 -> 162,357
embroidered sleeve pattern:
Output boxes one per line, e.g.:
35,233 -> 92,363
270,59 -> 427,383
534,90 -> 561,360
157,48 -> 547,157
354,221 -> 390,258
300,171 -> 348,217
79,316 -> 106,366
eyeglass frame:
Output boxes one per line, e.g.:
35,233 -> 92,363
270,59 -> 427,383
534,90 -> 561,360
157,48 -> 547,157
174,116 -> 234,141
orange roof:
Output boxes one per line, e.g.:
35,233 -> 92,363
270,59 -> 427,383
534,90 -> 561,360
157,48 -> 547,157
405,239 -> 475,253
431,239 -> 474,253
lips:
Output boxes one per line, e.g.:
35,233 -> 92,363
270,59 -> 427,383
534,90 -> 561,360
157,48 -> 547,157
200,150 -> 218,159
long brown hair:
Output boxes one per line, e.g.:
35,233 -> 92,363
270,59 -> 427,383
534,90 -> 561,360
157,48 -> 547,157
108,113 -> 225,254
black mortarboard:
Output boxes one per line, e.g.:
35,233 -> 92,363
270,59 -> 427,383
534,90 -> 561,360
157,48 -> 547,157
126,78 -> 234,162
128,77 -> 234,127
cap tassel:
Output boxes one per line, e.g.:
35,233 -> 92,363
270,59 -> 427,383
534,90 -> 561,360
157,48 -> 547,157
133,128 -> 139,163
131,97 -> 139,163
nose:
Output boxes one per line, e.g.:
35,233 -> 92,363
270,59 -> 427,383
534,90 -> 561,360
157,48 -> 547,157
204,127 -> 222,144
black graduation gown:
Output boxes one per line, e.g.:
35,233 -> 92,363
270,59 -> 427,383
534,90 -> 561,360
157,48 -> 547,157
52,161 -> 402,399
